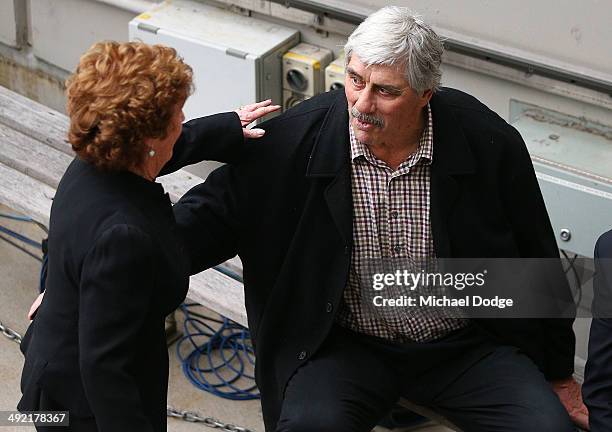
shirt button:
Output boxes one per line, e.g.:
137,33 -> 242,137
394,245 -> 402,254
326,302 -> 333,313
390,210 -> 399,219
298,350 -> 307,360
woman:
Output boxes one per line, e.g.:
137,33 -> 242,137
17,41 -> 278,431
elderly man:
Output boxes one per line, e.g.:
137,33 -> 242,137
175,6 -> 583,431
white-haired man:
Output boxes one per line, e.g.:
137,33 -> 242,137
176,6 -> 585,431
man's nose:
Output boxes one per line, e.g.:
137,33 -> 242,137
354,88 -> 375,114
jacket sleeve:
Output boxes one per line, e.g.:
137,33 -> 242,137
501,125 -> 575,380
502,126 -> 561,259
584,232 -> 612,431
78,224 -> 155,432
159,111 -> 244,176
173,164 -> 242,275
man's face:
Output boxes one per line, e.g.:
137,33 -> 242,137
344,54 -> 432,148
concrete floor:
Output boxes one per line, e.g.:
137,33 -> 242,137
0,203 -> 451,432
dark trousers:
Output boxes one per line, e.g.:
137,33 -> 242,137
35,391 -> 98,432
276,324 -> 574,432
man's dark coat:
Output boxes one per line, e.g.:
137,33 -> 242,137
584,230 -> 612,431
174,88 -> 575,431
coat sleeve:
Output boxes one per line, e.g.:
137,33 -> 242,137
584,231 -> 612,431
502,126 -> 561,259
501,125 -> 575,380
78,224 -> 155,432
173,164 -> 242,275
159,111 -> 244,175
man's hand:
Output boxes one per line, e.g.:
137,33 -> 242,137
235,99 -> 281,139
551,377 -> 589,430
28,292 -> 45,320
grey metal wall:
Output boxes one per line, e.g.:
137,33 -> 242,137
316,0 -> 612,79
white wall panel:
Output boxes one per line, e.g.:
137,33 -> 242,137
311,0 -> 612,80
30,0 -> 137,72
0,2 -> 18,47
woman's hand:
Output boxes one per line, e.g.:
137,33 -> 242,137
235,100 -> 281,139
28,292 -> 45,320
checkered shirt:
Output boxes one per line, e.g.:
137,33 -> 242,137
335,105 -> 468,342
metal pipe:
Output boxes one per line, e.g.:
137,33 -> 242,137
268,0 -> 612,96
96,0 -> 159,14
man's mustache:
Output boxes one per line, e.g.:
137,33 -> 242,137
350,106 -> 385,128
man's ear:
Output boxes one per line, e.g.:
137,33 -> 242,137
420,89 -> 433,106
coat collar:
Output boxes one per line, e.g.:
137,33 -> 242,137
429,90 -> 475,175
305,91 -> 350,178
74,156 -> 175,225
429,89 -> 475,257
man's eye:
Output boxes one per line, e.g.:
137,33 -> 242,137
378,87 -> 399,96
350,75 -> 364,86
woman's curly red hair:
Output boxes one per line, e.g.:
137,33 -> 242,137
66,41 -> 193,170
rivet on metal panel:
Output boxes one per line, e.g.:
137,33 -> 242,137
560,229 -> 572,241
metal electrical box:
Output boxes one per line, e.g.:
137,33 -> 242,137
325,55 -> 346,92
129,0 -> 299,178
511,101 -> 612,258
282,42 -> 332,110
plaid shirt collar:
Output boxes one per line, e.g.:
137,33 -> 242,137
350,104 -> 433,171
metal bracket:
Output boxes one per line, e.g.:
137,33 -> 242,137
137,22 -> 160,34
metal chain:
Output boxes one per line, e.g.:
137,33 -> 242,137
0,319 -> 256,431
167,406 -> 256,432
0,320 -> 22,344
